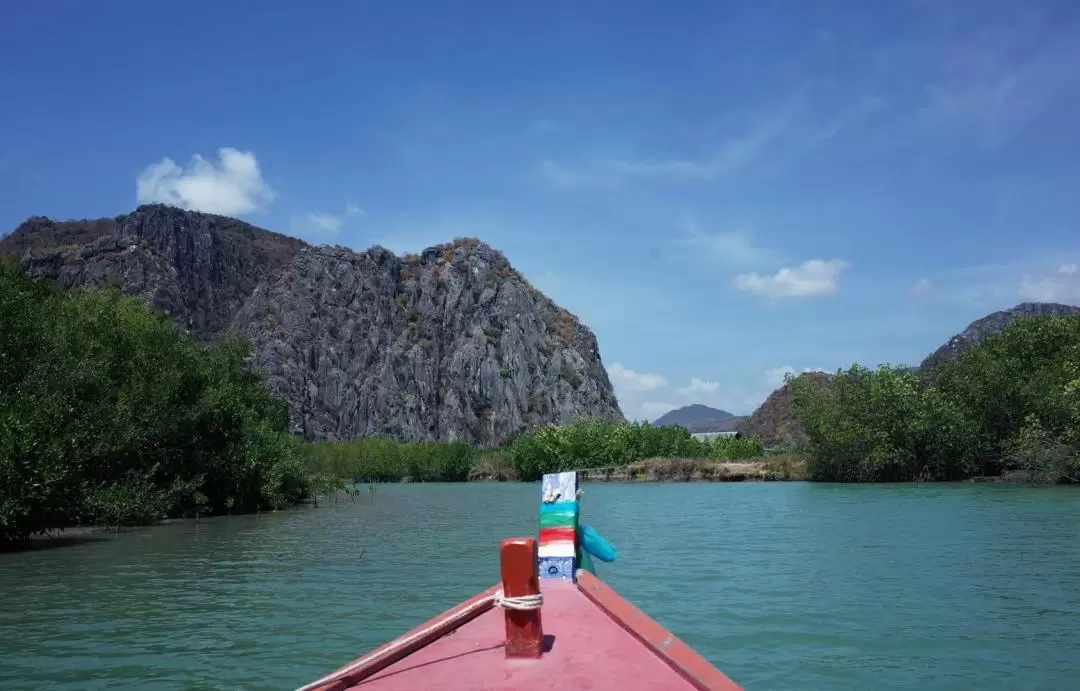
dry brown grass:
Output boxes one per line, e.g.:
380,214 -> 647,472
553,307 -> 576,345
575,456 -> 808,482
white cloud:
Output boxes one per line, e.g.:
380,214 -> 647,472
530,270 -> 560,294
734,259 -> 848,298
539,160 -> 620,190
541,90 -> 807,189
710,231 -> 769,265
619,365 -> 831,423
1018,264 -> 1080,303
292,212 -> 343,237
640,401 -> 677,419
764,365 -> 826,390
613,94 -> 805,182
291,201 -> 367,239
607,363 -> 668,392
682,220 -> 777,266
543,128 -> 778,188
911,277 -> 932,298
136,148 -> 274,216
764,366 -> 797,389
676,377 -> 720,396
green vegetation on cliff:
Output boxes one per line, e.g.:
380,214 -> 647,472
790,315 -> 1080,483
0,266 -> 312,543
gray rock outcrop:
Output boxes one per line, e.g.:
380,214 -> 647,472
920,302 -> 1080,372
2,205 -> 624,444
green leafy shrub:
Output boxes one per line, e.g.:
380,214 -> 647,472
506,419 -> 763,481
790,315 -> 1080,483
0,265 -> 311,543
303,420 -> 764,483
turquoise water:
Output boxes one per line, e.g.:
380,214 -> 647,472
1,482 -> 1078,690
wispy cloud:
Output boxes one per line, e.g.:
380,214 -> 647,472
539,160 -> 621,190
529,270 -> 560,294
801,96 -> 886,149
911,278 -> 932,298
607,363 -> 668,392
291,212 -> 343,237
630,365 -> 830,421
614,93 -> 806,181
764,365 -> 825,389
640,401 -> 678,419
734,259 -> 849,299
541,90 -> 808,189
609,363 -> 673,421
907,10 -> 1080,147
676,377 -> 720,396
910,254 -> 1080,309
290,201 -> 368,240
1019,264 -> 1080,304
136,148 -> 274,216
682,222 -> 778,267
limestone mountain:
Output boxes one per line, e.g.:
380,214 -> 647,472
738,301 -> 1080,446
736,372 -> 831,446
652,404 -> 743,433
1,205 -> 624,445
920,302 -> 1080,372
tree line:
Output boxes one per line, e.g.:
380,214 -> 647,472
0,265 -> 314,543
790,315 -> 1080,483
0,263 -> 768,542
303,419 -> 765,483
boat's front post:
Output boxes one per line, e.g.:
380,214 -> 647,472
499,537 -> 544,659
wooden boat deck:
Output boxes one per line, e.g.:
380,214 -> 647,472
347,580 -> 697,690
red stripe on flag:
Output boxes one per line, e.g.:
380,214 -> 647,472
539,527 -> 576,544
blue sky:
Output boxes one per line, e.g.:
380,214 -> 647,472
4,0 -> 1080,420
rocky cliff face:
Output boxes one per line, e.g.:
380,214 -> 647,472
736,372 -> 831,446
6,206 -> 304,340
2,205 -> 624,444
920,302 -> 1080,372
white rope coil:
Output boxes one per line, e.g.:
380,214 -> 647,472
295,589 -> 543,691
494,590 -> 544,611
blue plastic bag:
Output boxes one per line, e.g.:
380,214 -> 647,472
579,523 -> 617,563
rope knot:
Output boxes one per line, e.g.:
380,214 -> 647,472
493,590 -> 544,611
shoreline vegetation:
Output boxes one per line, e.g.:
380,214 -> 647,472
1,264 -> 312,545
789,315 -> 1080,485
301,419 -> 767,484
0,264 -> 772,545
4,265 -> 1078,547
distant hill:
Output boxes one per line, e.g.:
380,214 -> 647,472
920,302 -> 1080,372
737,372 -> 830,446
653,404 -> 744,433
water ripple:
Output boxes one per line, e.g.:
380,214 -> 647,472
1,482 -> 1078,690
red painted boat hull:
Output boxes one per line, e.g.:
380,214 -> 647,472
304,571 -> 741,691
